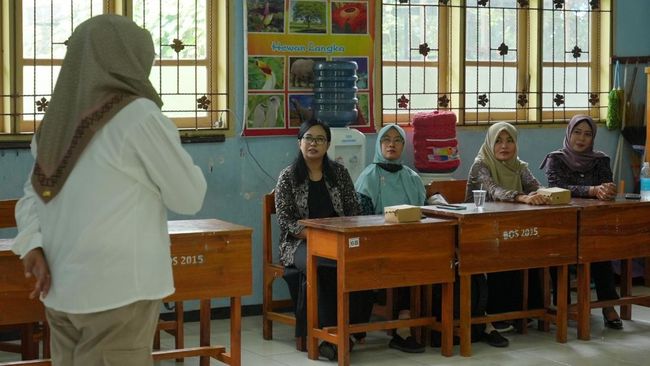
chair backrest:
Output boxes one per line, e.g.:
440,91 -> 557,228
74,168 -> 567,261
0,199 -> 18,229
262,191 -> 276,266
425,180 -> 467,204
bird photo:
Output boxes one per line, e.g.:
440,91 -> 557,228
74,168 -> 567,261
248,57 -> 284,90
247,0 -> 284,33
248,95 -> 284,128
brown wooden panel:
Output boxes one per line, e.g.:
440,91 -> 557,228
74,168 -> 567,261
306,229 -> 339,260
342,226 -> 455,292
578,202 -> 650,263
167,232 -> 252,301
425,180 -> 468,203
457,210 -> 577,274
0,199 -> 18,229
0,255 -> 46,325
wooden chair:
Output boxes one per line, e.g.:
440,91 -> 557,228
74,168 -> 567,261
262,191 -> 306,351
0,199 -> 49,361
425,179 -> 468,203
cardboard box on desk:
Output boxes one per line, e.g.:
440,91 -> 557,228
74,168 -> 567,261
537,187 -> 571,205
384,205 -> 422,223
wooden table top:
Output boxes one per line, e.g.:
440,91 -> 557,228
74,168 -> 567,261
570,197 -> 650,210
299,214 -> 454,232
168,219 -> 252,236
421,201 -> 579,218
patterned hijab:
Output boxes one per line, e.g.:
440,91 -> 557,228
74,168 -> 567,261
476,122 -> 527,192
32,15 -> 163,203
355,124 -> 426,213
539,115 -> 608,173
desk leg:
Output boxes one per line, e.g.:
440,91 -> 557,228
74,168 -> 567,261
645,257 -> 650,287
337,285 -> 350,366
307,252 -> 319,360
441,282 -> 453,357
577,263 -> 591,341
620,259 -> 632,320
411,285 -> 422,341
556,265 -> 568,343
199,299 -> 211,366
230,297 -> 241,366
459,274 -> 472,357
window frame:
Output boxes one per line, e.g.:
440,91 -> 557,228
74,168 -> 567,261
0,0 -> 234,143
377,0 -> 612,128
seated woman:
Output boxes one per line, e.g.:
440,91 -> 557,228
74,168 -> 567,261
466,122 -> 549,347
355,124 -> 427,353
275,119 -> 373,361
540,114 -> 622,330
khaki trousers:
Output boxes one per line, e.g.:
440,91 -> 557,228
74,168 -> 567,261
46,299 -> 162,366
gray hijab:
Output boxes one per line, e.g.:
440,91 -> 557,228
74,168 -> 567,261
32,15 -> 162,203
540,115 -> 608,173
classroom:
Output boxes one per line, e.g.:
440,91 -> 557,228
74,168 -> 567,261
1,1 -> 650,365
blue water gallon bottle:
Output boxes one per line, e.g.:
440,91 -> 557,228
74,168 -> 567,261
312,61 -> 358,127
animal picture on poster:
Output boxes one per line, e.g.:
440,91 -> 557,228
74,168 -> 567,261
289,94 -> 314,126
289,57 -> 325,89
248,56 -> 284,90
247,94 -> 285,128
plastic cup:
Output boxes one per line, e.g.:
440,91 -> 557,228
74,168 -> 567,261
472,190 -> 486,209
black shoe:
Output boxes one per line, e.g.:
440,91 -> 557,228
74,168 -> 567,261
388,335 -> 425,353
603,308 -> 623,330
482,330 -> 509,348
319,341 -> 337,361
603,316 -> 623,330
318,339 -> 354,361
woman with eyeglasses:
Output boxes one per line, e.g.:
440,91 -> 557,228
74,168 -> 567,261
540,114 -> 622,330
355,124 -> 427,353
275,119 -> 373,361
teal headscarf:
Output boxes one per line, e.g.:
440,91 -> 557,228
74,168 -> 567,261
355,124 -> 426,214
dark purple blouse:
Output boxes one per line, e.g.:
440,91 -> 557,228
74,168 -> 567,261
544,154 -> 613,197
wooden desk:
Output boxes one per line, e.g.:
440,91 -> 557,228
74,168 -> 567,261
422,202 -> 578,356
0,219 -> 251,366
301,215 -> 456,366
572,198 -> 650,340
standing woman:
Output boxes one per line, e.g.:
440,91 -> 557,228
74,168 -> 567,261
465,122 -> 548,347
540,114 -> 622,329
355,124 -> 426,353
275,119 -> 372,361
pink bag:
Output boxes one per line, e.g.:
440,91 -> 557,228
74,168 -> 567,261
412,111 -> 460,173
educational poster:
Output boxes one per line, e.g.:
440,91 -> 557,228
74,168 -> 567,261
245,0 -> 375,136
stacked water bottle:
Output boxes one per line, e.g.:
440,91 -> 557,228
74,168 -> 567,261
312,61 -> 358,127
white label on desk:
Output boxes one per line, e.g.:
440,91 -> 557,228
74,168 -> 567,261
348,237 -> 360,248
171,254 -> 205,266
502,227 -> 539,240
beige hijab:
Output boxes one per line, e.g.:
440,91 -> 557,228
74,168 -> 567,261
32,14 -> 163,203
475,122 -> 527,192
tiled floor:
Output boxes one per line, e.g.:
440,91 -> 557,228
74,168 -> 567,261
2,287 -> 650,365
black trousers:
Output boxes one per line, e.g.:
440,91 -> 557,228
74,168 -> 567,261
291,242 -> 373,337
551,261 -> 619,305
486,269 -> 544,314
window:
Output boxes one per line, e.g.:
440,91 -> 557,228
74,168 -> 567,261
380,0 -> 611,126
0,0 -> 232,141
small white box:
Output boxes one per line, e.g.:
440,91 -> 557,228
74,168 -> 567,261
384,205 -> 422,223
